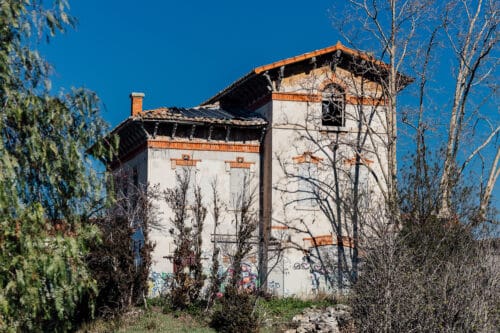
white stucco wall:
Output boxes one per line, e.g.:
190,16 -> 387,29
265,65 -> 390,296
146,141 -> 261,283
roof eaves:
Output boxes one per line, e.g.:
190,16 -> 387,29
254,41 -> 389,74
200,70 -> 256,106
201,41 -> 397,106
139,115 -> 266,127
110,116 -> 134,135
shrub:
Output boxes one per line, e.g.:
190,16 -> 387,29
210,286 -> 258,333
351,216 -> 499,332
85,216 -> 153,318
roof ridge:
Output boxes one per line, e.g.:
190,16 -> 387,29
253,41 -> 386,74
201,42 -> 396,106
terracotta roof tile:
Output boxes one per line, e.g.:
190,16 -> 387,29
135,107 -> 267,126
254,41 -> 387,74
202,41 -> 411,106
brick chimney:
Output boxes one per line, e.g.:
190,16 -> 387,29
130,92 -> 145,116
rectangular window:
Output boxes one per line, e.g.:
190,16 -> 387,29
230,168 -> 250,209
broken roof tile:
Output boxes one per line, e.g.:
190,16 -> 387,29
134,107 -> 267,126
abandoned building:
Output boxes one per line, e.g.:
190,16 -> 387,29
107,42 -> 409,297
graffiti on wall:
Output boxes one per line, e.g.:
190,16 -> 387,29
308,245 -> 352,291
268,280 -> 281,290
148,271 -> 173,297
151,248 -> 260,297
219,262 -> 259,293
292,261 -> 324,271
289,245 -> 352,291
238,262 -> 258,292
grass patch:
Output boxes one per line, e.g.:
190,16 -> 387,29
117,311 -> 215,333
76,308 -> 215,333
77,296 -> 341,333
258,297 -> 336,321
256,296 -> 338,332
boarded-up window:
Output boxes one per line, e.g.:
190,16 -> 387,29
297,162 -> 318,207
351,164 -> 371,210
230,167 -> 249,209
176,166 -> 197,205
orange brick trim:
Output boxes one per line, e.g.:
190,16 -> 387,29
173,160 -> 200,166
344,156 -> 374,166
293,152 -> 323,164
271,91 -> 386,106
303,235 -> 355,248
271,92 -> 322,103
346,95 -> 387,106
303,235 -> 333,246
339,236 -> 355,248
147,140 -> 260,153
228,161 -> 254,168
271,225 -> 289,230
225,156 -> 255,169
171,154 -> 201,168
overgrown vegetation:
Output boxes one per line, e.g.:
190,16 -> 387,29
351,154 -> 500,332
329,0 -> 500,330
0,1 -> 111,331
165,170 -> 207,310
77,309 -> 216,333
210,286 -> 259,333
85,182 -> 157,318
1,0 -> 497,332
353,217 -> 499,332
78,297 -> 339,333
209,181 -> 259,333
206,180 -> 225,309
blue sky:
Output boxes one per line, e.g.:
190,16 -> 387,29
39,1 -> 498,210
40,0 -> 336,127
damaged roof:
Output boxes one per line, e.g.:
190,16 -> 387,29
136,106 -> 267,126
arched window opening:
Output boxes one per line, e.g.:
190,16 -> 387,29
322,84 -> 345,127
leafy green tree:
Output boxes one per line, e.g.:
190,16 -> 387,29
0,1 -> 111,331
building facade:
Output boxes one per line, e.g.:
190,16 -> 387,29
107,42 -> 408,297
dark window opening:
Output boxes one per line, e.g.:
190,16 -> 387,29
322,84 -> 345,127
132,167 -> 139,209
133,167 -> 139,188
